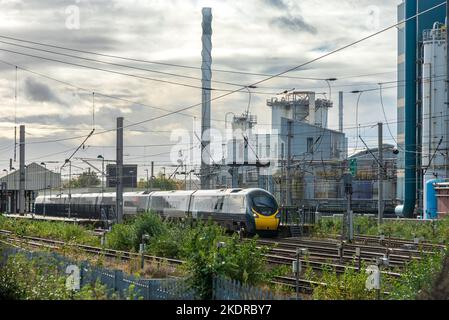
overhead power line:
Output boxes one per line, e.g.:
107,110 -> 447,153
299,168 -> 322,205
0,34 -> 331,81
2,1 -> 445,148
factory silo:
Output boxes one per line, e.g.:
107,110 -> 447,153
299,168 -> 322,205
422,22 -> 448,219
397,0 -> 446,217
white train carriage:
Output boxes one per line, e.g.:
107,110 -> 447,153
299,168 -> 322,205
34,188 -> 280,235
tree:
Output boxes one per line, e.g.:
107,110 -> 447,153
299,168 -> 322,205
64,172 -> 100,188
137,175 -> 180,191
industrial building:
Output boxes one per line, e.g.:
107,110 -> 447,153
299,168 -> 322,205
348,145 -> 398,214
0,162 -> 61,213
216,91 -> 350,210
397,0 -> 448,218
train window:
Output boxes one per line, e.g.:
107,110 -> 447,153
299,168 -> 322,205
214,197 -> 224,212
192,196 -> 216,212
124,201 -> 137,207
224,196 -> 246,214
251,194 -> 278,216
151,196 -> 169,209
138,197 -> 149,211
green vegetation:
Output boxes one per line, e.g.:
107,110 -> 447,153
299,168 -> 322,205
305,262 -> 377,300
0,249 -> 124,300
301,250 -> 449,300
106,214 -> 273,299
0,213 -> 274,299
0,215 -> 99,246
388,250 -> 447,300
3,212 -> 448,300
63,171 -> 101,188
314,216 -> 449,243
104,223 -> 135,251
180,222 -> 269,299
138,174 -> 180,191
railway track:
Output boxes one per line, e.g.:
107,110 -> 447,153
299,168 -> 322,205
256,235 -> 444,274
323,233 -> 446,251
0,230 -> 409,296
0,230 -> 183,267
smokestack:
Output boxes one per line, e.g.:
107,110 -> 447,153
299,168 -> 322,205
200,7 -> 212,190
308,92 -> 316,126
339,91 -> 344,132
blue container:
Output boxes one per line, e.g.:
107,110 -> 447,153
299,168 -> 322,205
425,179 -> 443,219
352,181 -> 373,200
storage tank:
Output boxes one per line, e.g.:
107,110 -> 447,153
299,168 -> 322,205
424,179 -> 443,219
422,23 -> 448,210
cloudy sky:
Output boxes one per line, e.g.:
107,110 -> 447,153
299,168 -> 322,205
0,0 -> 403,179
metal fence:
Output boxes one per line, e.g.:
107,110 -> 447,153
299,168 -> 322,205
0,247 -> 195,300
1,247 -> 286,300
213,276 -> 284,300
279,206 -> 317,226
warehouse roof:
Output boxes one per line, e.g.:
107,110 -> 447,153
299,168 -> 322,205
0,162 -> 61,191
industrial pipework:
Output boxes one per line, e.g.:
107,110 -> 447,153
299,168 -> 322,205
403,0 -> 417,218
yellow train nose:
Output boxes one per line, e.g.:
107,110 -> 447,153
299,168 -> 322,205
253,210 -> 280,231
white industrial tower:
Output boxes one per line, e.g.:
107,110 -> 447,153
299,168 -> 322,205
200,7 -> 213,189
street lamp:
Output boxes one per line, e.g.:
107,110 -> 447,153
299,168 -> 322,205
40,162 -> 47,217
24,165 -> 28,213
97,155 -> 105,194
129,170 -> 135,191
325,78 -> 338,99
144,169 -> 149,192
351,90 -> 365,154
2,169 -> 8,214
65,159 -> 71,219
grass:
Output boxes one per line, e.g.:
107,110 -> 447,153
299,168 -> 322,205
3,212 -> 449,300
0,246 -> 116,300
0,214 -> 99,246
0,213 -> 274,296
314,215 -> 449,244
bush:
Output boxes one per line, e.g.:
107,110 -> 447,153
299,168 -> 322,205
0,251 -> 108,300
314,216 -> 449,244
417,253 -> 449,300
181,222 -> 225,299
131,212 -> 167,251
181,221 -> 269,299
147,225 -> 187,259
387,250 -> 446,300
305,262 -> 377,300
220,236 -> 268,285
0,216 -> 100,246
106,223 -> 136,251
0,247 -> 144,300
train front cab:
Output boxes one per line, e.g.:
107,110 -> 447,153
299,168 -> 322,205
246,190 -> 280,237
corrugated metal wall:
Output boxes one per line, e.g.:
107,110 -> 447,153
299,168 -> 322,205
0,163 -> 61,191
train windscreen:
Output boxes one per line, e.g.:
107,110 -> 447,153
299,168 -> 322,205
251,193 -> 278,216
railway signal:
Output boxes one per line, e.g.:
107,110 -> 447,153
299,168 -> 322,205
355,247 -> 361,271
349,158 -> 357,176
140,234 -> 150,270
293,248 -> 308,300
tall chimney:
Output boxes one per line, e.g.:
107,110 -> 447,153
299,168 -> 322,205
200,7 -> 212,190
339,91 -> 344,132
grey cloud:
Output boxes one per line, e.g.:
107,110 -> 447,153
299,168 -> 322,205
271,15 -> 317,34
263,0 -> 288,9
24,77 -> 66,105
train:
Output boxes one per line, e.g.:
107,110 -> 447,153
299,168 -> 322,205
34,188 -> 280,235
